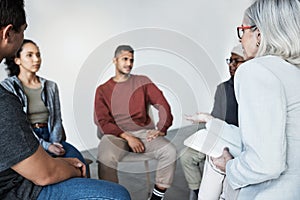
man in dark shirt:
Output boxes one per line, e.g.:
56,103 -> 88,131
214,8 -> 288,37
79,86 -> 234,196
0,1 -> 130,199
180,44 -> 245,200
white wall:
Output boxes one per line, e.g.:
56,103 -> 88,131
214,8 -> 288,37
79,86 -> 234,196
0,0 -> 252,151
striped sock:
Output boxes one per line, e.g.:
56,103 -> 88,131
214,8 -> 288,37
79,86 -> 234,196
150,185 -> 166,200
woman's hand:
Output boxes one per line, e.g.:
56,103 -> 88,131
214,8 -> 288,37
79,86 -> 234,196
211,147 -> 233,173
48,142 -> 65,156
185,112 -> 214,123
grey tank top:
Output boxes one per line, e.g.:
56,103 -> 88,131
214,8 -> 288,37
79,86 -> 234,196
23,85 -> 49,124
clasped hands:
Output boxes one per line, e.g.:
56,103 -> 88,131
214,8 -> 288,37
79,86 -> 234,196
211,147 -> 234,172
48,142 -> 65,156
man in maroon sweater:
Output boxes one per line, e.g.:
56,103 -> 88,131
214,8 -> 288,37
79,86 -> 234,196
94,45 -> 176,200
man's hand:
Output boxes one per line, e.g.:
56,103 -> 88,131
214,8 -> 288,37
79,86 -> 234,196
120,133 -> 145,153
48,142 -> 65,156
11,146 -> 85,186
61,157 -> 86,178
146,130 -> 165,142
185,112 -> 214,123
211,147 -> 233,172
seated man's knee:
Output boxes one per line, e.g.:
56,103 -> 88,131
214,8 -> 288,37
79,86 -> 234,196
98,135 -> 128,162
180,148 -> 205,165
162,142 -> 177,162
180,148 -> 192,165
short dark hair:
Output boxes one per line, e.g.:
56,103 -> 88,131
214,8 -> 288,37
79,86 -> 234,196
0,0 -> 26,32
114,45 -> 134,58
5,39 -> 37,77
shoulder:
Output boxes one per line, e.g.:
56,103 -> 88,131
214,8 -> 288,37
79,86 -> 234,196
234,56 -> 285,96
0,86 -> 23,114
217,81 -> 227,88
1,76 -> 19,86
39,76 -> 57,87
39,77 -> 60,94
235,56 -> 281,83
2,75 -> 17,83
236,56 -> 285,74
131,75 -> 153,85
216,79 -> 230,92
0,85 -> 18,101
96,78 -> 115,93
1,76 -> 22,94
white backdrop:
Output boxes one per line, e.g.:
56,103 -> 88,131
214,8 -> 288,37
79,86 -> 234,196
0,0 -> 252,151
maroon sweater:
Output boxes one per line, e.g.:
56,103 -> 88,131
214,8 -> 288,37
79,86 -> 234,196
94,75 -> 173,136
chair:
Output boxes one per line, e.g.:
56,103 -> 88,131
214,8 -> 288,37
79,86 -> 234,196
84,158 -> 93,178
96,106 -> 160,196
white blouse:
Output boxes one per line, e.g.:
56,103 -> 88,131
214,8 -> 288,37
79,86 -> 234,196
209,55 -> 300,199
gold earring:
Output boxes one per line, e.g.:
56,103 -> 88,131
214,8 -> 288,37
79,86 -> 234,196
256,41 -> 260,47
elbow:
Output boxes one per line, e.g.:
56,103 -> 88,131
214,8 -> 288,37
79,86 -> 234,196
32,173 -> 57,186
270,165 -> 285,179
32,178 -> 51,186
259,162 -> 286,180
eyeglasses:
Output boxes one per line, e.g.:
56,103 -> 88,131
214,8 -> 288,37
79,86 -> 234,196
226,58 -> 244,65
237,25 -> 256,39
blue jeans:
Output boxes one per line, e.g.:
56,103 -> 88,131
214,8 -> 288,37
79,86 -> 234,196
33,127 -> 89,175
37,178 -> 131,200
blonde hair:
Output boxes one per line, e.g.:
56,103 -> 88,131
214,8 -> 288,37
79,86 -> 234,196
244,0 -> 300,67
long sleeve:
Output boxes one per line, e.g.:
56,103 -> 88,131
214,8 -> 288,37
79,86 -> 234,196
94,84 -> 124,136
211,83 -> 226,120
94,75 -> 173,136
146,80 -> 173,134
38,137 -> 51,150
48,82 -> 64,143
205,118 -> 241,157
26,80 -> 64,149
226,60 -> 286,189
211,79 -> 239,126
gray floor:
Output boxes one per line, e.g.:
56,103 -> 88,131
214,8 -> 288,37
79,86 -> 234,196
81,124 -> 204,200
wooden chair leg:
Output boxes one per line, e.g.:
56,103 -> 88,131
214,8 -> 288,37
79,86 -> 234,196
84,158 -> 93,178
